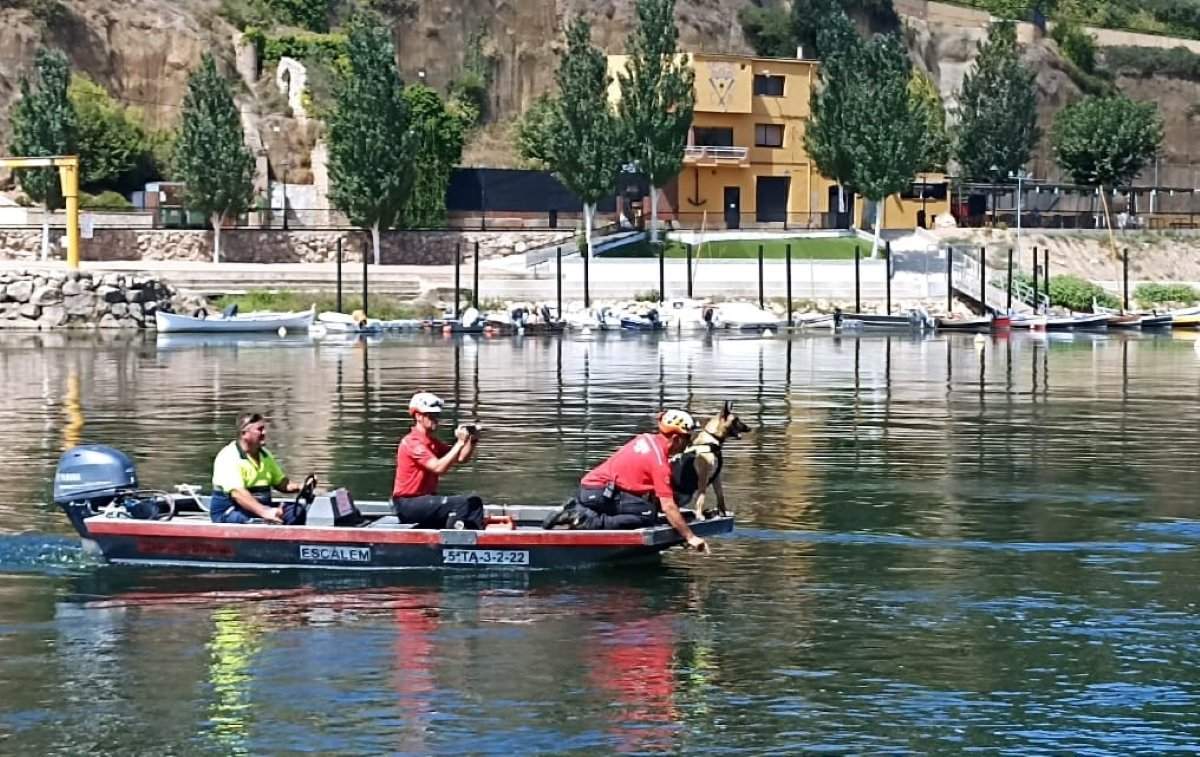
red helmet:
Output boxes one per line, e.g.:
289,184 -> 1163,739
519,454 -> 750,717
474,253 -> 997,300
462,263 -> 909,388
657,409 -> 697,436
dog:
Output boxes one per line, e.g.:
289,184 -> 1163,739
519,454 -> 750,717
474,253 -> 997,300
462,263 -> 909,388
671,401 -> 751,518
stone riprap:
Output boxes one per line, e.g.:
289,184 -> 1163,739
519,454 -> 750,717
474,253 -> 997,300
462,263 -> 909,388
0,270 -> 177,330
0,229 -> 574,265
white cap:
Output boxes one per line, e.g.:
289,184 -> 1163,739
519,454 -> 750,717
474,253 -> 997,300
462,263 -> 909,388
408,392 -> 444,415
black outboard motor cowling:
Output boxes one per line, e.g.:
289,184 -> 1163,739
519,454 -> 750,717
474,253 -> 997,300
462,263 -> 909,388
54,445 -> 169,537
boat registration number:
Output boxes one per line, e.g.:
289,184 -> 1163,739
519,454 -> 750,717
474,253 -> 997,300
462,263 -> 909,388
299,544 -> 372,563
443,549 -> 529,566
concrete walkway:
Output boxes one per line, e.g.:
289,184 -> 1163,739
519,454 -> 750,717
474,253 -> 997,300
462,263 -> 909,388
0,256 -> 950,305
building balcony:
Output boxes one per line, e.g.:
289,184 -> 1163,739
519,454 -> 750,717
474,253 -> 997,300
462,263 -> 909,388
683,145 -> 749,166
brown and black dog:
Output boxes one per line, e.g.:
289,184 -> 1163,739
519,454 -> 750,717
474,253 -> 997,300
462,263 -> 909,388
671,401 -> 751,518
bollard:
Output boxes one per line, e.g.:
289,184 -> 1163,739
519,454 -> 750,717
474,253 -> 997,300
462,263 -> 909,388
473,240 -> 480,309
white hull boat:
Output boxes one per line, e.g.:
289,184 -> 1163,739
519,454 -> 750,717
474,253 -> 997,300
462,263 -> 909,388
716,302 -> 785,331
154,307 -> 315,334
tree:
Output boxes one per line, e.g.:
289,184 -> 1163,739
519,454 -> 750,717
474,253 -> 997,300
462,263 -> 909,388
954,22 -> 1039,186
174,53 -> 255,264
738,5 -> 796,57
69,74 -> 160,193
546,17 -> 622,258
617,0 -> 695,244
908,70 -> 950,173
514,94 -> 558,169
327,15 -> 414,265
804,7 -> 862,228
8,47 -> 77,210
1052,95 -> 1163,258
399,84 -> 471,228
847,34 -> 925,256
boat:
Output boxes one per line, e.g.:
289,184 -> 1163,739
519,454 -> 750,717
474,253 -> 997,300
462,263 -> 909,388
1139,313 -> 1173,329
154,305 -> 315,334
935,315 -> 992,332
53,445 -> 732,571
1104,314 -> 1142,329
620,308 -> 666,331
1170,311 -> 1200,329
715,302 -> 785,331
317,310 -> 383,333
838,309 -> 932,330
1063,313 -> 1110,331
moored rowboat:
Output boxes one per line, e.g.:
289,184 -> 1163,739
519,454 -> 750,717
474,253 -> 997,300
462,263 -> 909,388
156,307 -> 315,333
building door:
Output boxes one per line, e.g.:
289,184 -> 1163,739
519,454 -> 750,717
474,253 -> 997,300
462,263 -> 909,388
724,187 -> 740,229
756,177 -> 789,223
828,185 -> 852,229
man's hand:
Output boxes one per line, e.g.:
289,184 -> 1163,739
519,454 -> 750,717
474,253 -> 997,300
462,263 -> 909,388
687,535 -> 708,553
454,425 -> 471,442
261,506 -> 283,524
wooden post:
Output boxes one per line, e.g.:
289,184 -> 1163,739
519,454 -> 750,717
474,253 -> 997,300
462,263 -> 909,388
946,247 -> 953,314
556,246 -> 563,318
979,246 -> 986,313
758,243 -> 765,309
583,241 -> 591,308
658,242 -> 665,303
1123,248 -> 1129,312
473,240 -> 480,309
686,243 -> 693,298
854,244 -> 861,313
786,243 -> 793,326
1032,245 -> 1039,312
361,234 -> 368,316
1006,248 -> 1013,312
1043,247 -> 1050,311
336,238 -> 343,313
885,240 -> 892,315
454,242 -> 462,319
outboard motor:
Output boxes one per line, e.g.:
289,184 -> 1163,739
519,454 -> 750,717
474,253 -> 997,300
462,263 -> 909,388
54,445 -> 171,538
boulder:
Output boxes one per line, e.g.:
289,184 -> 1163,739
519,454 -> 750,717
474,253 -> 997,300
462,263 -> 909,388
109,302 -> 128,317
125,287 -> 152,303
6,280 -> 33,303
98,314 -> 122,329
98,285 -> 125,303
61,279 -> 81,296
65,292 -> 98,316
127,302 -> 145,323
19,303 -> 40,319
38,305 -> 67,328
30,285 -> 63,306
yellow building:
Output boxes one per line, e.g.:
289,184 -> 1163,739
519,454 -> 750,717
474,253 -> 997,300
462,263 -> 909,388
606,52 -> 949,231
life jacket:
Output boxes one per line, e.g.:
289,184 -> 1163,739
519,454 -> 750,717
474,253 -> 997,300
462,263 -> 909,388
670,442 -> 723,500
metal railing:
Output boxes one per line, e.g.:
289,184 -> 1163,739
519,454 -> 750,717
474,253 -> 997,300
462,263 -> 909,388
683,146 -> 749,162
949,247 -> 1046,314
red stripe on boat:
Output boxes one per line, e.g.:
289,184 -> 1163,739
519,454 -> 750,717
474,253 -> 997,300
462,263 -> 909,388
87,520 -> 441,545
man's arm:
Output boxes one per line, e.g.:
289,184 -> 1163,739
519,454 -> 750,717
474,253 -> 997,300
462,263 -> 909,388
274,477 -> 302,495
457,431 -> 477,463
419,438 -> 468,476
659,494 -> 708,553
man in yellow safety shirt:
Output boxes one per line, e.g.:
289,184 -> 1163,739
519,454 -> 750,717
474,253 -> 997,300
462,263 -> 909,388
210,412 -> 310,524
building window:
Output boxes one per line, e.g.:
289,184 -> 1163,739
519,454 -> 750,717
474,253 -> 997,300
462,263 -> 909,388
753,74 -> 785,97
755,123 -> 784,148
692,127 -> 734,147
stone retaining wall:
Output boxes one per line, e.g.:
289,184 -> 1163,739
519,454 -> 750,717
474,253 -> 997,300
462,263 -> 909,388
0,228 -> 574,265
0,269 -> 176,330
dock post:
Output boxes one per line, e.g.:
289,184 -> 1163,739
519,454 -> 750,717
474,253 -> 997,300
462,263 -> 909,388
786,243 -> 793,326
885,240 -> 892,315
1123,248 -> 1129,311
454,242 -> 461,319
583,241 -> 591,308
361,234 -> 368,316
658,242 -> 665,303
1032,245 -> 1039,312
557,246 -> 563,319
979,246 -> 986,313
758,243 -> 765,309
1006,248 -> 1013,312
1043,248 -> 1050,310
946,247 -> 953,313
686,243 -> 693,298
336,238 -> 343,313
855,245 -> 861,313
473,240 -> 480,309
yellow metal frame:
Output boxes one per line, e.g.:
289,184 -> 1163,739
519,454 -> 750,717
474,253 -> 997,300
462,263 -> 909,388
0,154 -> 80,269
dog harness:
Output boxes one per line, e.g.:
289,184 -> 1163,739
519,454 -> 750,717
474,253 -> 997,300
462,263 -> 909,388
670,442 -> 723,499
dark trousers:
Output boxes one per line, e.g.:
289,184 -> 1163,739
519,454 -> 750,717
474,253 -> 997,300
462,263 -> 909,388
572,485 -> 658,530
391,493 -> 485,530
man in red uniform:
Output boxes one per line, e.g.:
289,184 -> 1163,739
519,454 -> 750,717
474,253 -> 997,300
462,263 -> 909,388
391,391 -> 484,529
546,409 -> 708,552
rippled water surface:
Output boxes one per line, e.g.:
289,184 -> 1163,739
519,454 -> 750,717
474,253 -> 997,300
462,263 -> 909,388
2,329 -> 1200,754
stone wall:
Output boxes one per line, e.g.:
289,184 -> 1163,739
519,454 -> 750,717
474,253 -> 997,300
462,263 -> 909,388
0,269 -> 177,330
0,228 -> 574,265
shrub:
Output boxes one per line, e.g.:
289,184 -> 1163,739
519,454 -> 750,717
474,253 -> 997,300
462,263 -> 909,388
81,190 -> 134,210
261,31 -> 347,65
1051,18 -> 1098,73
737,5 -> 797,58
1048,274 -> 1119,311
634,289 -> 661,302
1133,282 -> 1199,306
1103,45 -> 1200,80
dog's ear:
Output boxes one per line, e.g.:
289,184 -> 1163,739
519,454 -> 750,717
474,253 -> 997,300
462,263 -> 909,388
721,400 -> 731,419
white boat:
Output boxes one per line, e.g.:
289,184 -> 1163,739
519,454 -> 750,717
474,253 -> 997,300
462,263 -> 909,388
661,298 -> 721,330
154,306 -> 315,334
317,311 -> 383,333
716,302 -> 785,331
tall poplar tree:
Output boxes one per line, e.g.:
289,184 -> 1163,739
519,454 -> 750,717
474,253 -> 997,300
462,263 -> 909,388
548,17 -> 621,258
617,0 -> 694,244
804,7 -> 861,225
955,22 -> 1039,184
848,34 -> 925,256
8,48 -> 77,210
174,54 -> 254,264
328,15 -> 413,265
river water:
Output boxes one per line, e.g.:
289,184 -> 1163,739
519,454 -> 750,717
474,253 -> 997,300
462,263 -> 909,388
1,328 -> 1199,754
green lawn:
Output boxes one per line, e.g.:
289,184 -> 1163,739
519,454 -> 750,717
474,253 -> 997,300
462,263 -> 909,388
607,236 -> 871,260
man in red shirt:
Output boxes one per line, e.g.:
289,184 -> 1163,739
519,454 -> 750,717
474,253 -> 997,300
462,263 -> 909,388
546,409 -> 708,552
391,391 -> 484,529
